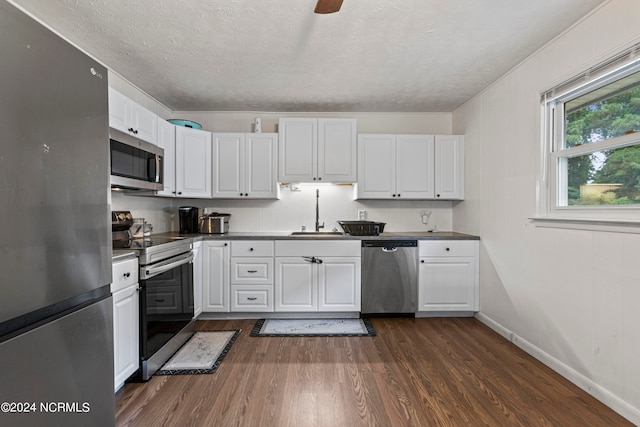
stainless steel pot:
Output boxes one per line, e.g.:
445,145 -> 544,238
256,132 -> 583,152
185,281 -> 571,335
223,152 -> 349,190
198,213 -> 230,234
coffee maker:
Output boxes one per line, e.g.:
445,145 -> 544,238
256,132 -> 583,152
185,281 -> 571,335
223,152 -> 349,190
178,206 -> 199,234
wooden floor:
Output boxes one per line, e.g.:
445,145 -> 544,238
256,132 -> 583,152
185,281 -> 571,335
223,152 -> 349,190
115,318 -> 632,426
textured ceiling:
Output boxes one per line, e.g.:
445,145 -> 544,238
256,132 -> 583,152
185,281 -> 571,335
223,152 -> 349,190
10,0 -> 605,112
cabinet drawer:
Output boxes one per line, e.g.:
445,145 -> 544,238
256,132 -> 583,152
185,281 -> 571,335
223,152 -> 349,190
231,258 -> 273,284
111,258 -> 138,293
231,240 -> 274,257
231,285 -> 274,312
146,287 -> 182,314
419,240 -> 477,257
275,240 -> 360,257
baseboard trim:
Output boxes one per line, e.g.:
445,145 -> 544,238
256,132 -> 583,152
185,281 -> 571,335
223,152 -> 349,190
475,312 -> 640,425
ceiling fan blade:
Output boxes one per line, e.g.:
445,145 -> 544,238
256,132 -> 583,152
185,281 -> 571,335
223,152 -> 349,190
314,0 -> 343,14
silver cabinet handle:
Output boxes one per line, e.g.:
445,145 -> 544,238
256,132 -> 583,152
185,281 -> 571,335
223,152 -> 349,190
247,297 -> 258,301
247,270 -> 258,273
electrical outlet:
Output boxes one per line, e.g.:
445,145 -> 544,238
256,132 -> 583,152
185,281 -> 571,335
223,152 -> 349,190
420,210 -> 432,224
358,210 -> 366,220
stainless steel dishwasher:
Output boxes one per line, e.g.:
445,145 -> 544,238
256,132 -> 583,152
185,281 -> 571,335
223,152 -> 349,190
361,240 -> 418,315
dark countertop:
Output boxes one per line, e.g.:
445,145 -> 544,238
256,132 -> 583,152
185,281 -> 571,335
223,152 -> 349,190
112,250 -> 138,262
153,231 -> 479,241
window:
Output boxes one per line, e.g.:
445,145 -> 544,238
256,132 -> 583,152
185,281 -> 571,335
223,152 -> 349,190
540,48 -> 640,226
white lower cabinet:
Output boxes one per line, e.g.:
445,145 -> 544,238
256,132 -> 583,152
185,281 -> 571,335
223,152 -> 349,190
275,241 -> 361,312
418,240 -> 479,312
231,285 -> 273,311
111,257 -> 139,392
202,241 -> 230,312
230,240 -> 274,312
274,257 -> 316,311
192,241 -> 203,318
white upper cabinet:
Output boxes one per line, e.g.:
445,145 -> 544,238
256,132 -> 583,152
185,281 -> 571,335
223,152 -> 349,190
396,135 -> 435,199
357,134 -> 463,200
358,134 -> 435,199
434,135 -> 464,200
356,134 -> 396,198
279,118 -> 316,182
156,119 -> 176,197
317,119 -> 357,182
212,133 -> 243,197
108,87 -> 158,144
212,133 -> 278,199
279,118 -> 357,183
175,126 -> 212,198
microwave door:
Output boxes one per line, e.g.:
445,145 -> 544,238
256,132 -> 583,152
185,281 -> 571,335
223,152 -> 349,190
109,129 -> 164,191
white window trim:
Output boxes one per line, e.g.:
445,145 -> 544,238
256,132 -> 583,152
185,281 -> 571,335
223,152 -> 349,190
533,46 -> 640,232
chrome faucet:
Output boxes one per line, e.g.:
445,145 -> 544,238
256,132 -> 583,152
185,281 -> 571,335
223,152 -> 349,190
315,188 -> 324,232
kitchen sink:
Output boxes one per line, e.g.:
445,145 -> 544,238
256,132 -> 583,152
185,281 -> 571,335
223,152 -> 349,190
290,231 -> 344,236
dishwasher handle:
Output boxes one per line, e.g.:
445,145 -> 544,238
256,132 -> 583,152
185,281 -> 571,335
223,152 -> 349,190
382,247 -> 398,253
362,240 -> 417,248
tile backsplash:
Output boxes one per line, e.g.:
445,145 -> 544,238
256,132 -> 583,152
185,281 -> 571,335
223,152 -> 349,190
112,185 -> 453,234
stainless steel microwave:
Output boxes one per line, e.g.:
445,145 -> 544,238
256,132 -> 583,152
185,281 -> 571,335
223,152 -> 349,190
109,128 -> 164,191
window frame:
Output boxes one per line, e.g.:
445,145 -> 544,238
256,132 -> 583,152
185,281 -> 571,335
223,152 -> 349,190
537,56 -> 640,230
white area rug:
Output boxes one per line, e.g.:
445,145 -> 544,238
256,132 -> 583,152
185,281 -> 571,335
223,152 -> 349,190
250,319 -> 376,336
156,330 -> 240,375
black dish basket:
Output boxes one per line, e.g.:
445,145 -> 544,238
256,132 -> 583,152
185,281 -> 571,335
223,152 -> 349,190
338,221 -> 386,236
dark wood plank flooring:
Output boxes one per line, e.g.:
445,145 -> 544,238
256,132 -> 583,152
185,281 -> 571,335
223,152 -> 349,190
115,318 -> 632,426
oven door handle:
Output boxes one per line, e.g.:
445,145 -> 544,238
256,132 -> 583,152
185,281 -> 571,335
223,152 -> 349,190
141,251 -> 194,280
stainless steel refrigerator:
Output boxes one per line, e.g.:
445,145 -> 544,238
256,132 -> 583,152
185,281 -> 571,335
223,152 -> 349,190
0,2 -> 115,426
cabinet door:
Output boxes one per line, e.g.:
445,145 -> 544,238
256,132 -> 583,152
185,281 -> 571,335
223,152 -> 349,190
108,87 -> 157,144
108,87 -> 130,135
212,133 -> 244,198
192,241 -> 203,318
275,257 -> 316,311
175,126 -> 212,198
156,119 -> 176,197
202,241 -> 230,312
317,119 -> 357,182
318,257 -> 361,311
357,134 -> 396,198
418,257 -> 476,311
435,135 -> 464,199
129,102 -> 158,144
113,284 -> 139,391
396,134 -> 435,199
278,118 -> 317,182
246,133 -> 278,198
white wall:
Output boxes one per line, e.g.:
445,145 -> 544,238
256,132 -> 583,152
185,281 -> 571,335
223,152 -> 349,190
452,0 -> 640,423
170,111 -> 452,134
113,185 -> 453,234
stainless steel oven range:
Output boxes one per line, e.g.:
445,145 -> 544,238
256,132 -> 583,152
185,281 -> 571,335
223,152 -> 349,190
112,211 -> 195,381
